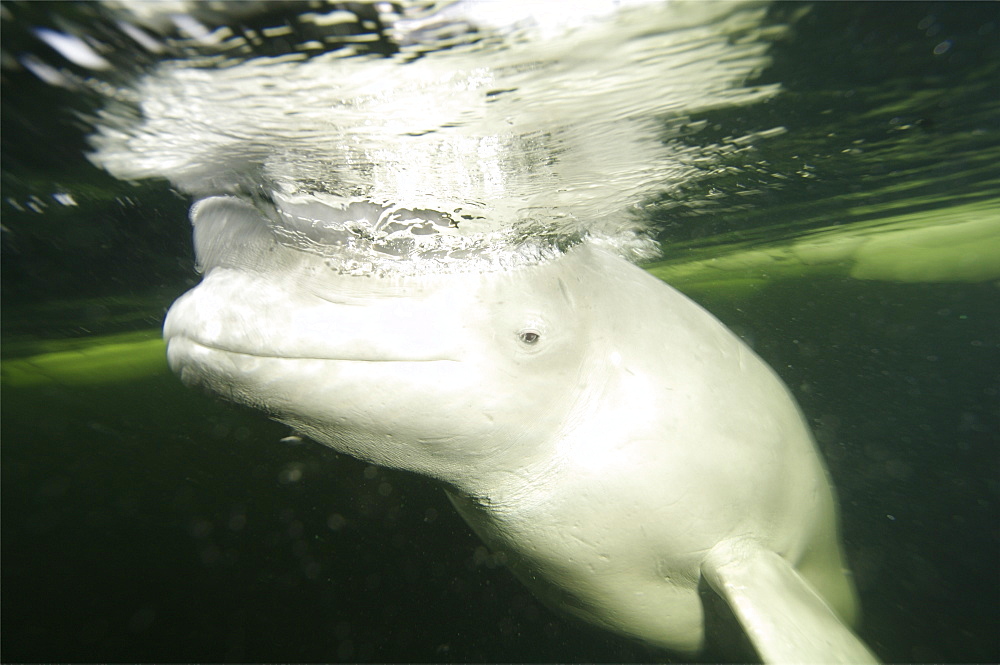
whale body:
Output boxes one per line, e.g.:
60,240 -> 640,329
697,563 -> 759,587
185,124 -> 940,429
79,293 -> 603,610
164,195 -> 877,662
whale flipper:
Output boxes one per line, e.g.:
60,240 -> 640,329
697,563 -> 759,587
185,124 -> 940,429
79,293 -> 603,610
702,539 -> 878,664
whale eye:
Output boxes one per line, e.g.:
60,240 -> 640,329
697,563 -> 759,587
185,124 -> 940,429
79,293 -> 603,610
518,330 -> 541,345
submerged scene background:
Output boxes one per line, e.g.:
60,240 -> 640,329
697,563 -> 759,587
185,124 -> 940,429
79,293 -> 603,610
2,1 -> 998,662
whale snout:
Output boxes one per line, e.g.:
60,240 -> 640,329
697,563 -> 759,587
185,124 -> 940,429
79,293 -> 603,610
163,264 -> 467,374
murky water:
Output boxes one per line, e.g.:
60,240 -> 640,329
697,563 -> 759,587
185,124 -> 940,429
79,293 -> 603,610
2,2 -> 997,662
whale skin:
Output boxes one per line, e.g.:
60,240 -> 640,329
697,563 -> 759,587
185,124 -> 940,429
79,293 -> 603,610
163,195 -> 877,663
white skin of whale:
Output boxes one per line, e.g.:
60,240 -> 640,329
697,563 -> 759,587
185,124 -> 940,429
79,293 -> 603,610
164,196 -> 878,663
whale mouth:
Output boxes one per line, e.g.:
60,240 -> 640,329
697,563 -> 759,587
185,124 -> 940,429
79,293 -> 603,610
167,335 -> 459,365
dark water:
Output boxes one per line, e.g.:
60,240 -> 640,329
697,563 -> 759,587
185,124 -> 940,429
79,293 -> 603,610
2,2 -> 998,662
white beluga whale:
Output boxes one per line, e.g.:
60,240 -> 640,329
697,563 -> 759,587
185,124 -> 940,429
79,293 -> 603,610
86,1 -> 879,661
162,195 -> 877,663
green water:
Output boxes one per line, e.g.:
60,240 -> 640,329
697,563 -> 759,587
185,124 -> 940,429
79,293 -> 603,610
2,2 -> 997,662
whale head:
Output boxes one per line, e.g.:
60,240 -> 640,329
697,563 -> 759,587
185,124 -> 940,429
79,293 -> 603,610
164,195 -> 612,486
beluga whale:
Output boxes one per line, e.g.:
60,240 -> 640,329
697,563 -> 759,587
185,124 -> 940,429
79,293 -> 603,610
89,1 -> 878,661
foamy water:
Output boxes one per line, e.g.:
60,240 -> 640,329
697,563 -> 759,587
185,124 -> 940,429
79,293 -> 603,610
89,1 -> 785,274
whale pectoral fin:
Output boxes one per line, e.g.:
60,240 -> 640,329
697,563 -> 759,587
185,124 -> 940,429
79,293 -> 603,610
701,540 -> 879,664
